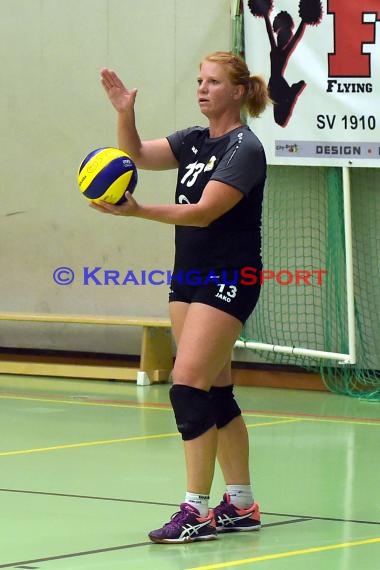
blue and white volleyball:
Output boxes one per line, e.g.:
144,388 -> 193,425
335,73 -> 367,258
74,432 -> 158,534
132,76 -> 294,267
78,147 -> 138,204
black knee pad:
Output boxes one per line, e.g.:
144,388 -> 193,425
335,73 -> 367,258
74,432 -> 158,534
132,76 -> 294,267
209,385 -> 241,429
169,385 -> 215,441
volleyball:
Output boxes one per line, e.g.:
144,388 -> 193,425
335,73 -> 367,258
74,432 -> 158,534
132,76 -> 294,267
77,147 -> 138,204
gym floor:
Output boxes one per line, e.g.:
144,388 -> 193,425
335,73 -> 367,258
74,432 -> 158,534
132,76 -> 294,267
0,374 -> 379,569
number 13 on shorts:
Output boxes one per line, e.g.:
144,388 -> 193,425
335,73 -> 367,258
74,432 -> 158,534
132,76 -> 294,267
215,283 -> 237,303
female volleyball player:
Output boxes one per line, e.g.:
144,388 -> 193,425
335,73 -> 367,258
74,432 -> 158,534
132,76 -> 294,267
93,51 -> 270,544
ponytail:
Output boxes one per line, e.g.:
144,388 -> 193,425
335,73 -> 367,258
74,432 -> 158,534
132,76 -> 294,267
244,75 -> 271,118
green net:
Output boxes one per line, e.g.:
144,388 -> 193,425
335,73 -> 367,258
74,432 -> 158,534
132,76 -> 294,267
240,166 -> 380,400
231,0 -> 245,57
231,2 -> 380,400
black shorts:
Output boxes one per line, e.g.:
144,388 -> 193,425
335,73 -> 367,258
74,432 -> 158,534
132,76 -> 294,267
168,270 -> 261,324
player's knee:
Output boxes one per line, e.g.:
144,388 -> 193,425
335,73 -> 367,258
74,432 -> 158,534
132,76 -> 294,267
209,385 -> 241,429
171,365 -> 205,388
169,384 -> 215,441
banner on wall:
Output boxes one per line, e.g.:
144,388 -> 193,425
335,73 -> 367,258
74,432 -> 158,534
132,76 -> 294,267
244,0 -> 380,167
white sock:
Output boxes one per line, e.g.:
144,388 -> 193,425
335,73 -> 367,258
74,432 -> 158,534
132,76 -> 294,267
226,485 -> 254,509
185,492 -> 210,517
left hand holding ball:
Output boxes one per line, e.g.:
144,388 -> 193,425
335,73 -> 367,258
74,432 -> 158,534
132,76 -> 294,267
90,191 -> 139,216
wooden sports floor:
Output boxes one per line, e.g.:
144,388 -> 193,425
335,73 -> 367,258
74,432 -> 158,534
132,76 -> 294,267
0,374 -> 379,569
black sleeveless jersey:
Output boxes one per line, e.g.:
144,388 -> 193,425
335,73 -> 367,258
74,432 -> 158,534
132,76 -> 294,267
166,125 -> 266,274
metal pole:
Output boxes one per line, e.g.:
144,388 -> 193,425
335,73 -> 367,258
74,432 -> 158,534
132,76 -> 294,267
234,340 -> 351,363
342,166 -> 357,364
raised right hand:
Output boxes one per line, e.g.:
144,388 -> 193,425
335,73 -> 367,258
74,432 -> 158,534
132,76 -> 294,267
100,68 -> 138,113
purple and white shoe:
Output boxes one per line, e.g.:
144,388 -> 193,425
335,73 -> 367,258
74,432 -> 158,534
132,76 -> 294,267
149,503 -> 217,544
213,493 -> 261,532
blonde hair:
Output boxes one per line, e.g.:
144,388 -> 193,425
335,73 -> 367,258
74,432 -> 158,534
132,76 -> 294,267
201,51 -> 270,118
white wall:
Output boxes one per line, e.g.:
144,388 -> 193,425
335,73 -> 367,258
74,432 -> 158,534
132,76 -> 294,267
0,0 -> 231,354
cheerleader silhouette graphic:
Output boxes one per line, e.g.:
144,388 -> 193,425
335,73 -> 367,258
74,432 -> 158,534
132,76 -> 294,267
248,0 -> 323,127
